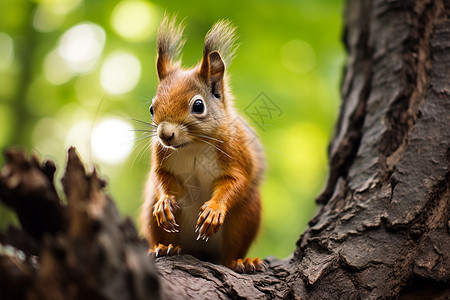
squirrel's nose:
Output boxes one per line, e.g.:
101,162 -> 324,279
159,131 -> 175,142
157,122 -> 178,146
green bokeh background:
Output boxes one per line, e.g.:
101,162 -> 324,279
0,0 -> 344,259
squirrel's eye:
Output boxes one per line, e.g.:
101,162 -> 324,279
149,104 -> 154,116
192,99 -> 205,114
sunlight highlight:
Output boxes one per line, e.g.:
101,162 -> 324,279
0,33 -> 14,71
111,0 -> 159,42
43,50 -> 75,85
58,22 -> 106,73
33,0 -> 83,32
100,52 -> 141,94
91,118 -> 135,165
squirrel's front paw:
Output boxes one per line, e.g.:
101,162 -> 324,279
195,201 -> 225,241
153,195 -> 180,233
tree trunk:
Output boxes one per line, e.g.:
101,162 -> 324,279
0,0 -> 449,299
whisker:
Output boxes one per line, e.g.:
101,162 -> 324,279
183,120 -> 209,130
262,144 -> 287,158
179,113 -> 190,128
131,129 -> 155,133
197,138 -> 231,158
189,133 -> 224,143
144,138 -> 155,158
159,148 -> 168,167
134,133 -> 158,142
183,116 -> 228,129
136,139 -> 151,162
157,143 -> 166,155
134,94 -> 152,103
182,119 -> 201,129
162,149 -> 176,163
159,148 -> 176,167
125,117 -> 157,127
136,86 -> 154,99
157,146 -> 167,155
130,137 -> 152,175
150,137 -> 159,149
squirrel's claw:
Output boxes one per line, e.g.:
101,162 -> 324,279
229,258 -> 266,274
148,243 -> 181,258
195,201 -> 225,241
153,195 -> 180,233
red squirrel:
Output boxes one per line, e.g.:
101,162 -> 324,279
140,17 -> 265,273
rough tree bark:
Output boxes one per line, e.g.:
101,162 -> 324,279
0,0 -> 449,299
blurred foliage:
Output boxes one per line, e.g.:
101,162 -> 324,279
0,0 -> 344,259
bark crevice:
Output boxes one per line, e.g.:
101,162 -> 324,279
316,3 -> 374,206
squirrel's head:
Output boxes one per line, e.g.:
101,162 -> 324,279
150,17 -> 237,149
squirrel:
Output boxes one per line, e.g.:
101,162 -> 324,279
140,17 -> 265,273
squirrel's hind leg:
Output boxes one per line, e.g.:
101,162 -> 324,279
228,258 -> 266,274
222,186 -> 263,273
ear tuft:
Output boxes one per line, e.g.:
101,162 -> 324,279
199,20 -> 237,98
156,16 -> 185,80
203,20 -> 238,67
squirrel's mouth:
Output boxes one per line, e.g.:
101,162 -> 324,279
173,142 -> 190,149
159,141 -> 190,149
159,138 -> 190,149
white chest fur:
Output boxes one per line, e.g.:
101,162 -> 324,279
165,144 -> 223,258
165,143 -> 221,190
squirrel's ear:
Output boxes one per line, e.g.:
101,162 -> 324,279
156,52 -> 170,80
199,51 -> 225,98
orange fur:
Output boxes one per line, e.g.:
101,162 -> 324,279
140,18 -> 265,269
